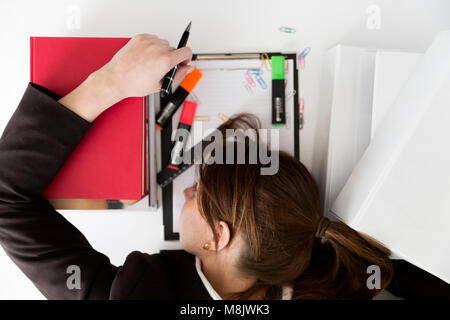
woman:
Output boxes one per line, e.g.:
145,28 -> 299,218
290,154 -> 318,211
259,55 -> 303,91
0,34 -> 393,299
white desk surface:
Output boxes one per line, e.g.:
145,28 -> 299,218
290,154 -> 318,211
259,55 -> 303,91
1,0 -> 449,299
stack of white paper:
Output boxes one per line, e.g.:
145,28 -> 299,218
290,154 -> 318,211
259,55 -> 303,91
315,45 -> 377,216
331,31 -> 450,284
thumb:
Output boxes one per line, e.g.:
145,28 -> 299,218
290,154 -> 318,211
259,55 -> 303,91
173,65 -> 194,86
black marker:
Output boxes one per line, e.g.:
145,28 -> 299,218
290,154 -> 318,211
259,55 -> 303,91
155,68 -> 202,130
160,21 -> 192,98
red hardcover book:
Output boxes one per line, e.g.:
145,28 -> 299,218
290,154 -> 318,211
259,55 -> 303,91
31,37 -> 148,200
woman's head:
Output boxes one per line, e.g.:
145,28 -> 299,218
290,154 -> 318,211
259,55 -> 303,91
178,114 -> 393,299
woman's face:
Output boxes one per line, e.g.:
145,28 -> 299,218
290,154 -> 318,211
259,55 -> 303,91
179,183 -> 213,254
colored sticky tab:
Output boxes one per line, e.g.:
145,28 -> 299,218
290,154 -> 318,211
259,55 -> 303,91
179,100 -> 198,125
180,68 -> 203,92
271,56 -> 285,80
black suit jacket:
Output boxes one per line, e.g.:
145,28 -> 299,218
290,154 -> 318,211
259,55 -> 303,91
0,83 -> 211,300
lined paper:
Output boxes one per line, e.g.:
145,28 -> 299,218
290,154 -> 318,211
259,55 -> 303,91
170,58 -> 295,232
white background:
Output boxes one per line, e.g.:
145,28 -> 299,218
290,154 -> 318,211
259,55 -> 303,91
0,0 -> 449,299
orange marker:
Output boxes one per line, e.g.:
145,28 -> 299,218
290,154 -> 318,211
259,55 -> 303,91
156,68 -> 203,130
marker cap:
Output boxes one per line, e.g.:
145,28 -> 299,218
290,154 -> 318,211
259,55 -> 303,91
179,68 -> 203,92
271,56 -> 285,80
179,100 -> 198,125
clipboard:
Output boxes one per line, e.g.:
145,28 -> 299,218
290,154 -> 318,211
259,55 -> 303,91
160,52 -> 300,240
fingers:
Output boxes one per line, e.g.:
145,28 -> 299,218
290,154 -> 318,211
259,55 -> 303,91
155,38 -> 170,47
133,33 -> 192,69
134,34 -> 169,47
146,37 -> 169,47
173,64 -> 194,84
134,33 -> 158,40
168,47 -> 193,69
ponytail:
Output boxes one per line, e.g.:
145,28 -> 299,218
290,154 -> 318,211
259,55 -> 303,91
292,217 -> 394,300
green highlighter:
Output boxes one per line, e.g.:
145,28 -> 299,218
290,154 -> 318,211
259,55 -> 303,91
271,55 -> 286,126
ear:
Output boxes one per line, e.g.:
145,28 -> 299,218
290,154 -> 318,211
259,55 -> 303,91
213,221 -> 231,251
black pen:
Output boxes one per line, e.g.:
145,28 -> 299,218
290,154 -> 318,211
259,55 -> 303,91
160,21 -> 192,98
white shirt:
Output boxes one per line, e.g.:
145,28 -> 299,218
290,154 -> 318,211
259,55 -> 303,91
195,256 -> 293,300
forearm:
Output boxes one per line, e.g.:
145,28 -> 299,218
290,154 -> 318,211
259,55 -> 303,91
58,68 -> 122,123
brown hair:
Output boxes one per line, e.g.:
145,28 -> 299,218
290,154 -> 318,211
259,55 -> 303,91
196,114 -> 394,300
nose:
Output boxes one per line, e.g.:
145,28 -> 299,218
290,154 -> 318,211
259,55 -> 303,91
184,185 -> 196,201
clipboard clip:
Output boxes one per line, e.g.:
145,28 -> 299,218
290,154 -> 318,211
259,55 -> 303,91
193,53 -> 261,60
192,53 -> 277,74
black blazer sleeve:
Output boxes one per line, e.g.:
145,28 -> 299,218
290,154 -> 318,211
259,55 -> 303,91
0,83 -> 118,299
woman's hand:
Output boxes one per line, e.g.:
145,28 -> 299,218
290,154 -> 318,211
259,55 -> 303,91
99,33 -> 193,99
58,34 -> 193,122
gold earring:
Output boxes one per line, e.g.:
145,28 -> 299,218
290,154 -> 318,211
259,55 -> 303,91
202,243 -> 210,251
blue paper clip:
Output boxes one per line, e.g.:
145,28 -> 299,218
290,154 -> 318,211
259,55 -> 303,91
255,75 -> 267,89
299,47 -> 311,59
247,69 -> 263,76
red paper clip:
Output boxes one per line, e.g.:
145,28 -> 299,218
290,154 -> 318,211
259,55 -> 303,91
244,73 -> 256,87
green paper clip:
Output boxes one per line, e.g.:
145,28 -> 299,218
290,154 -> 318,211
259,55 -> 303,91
279,26 -> 296,34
